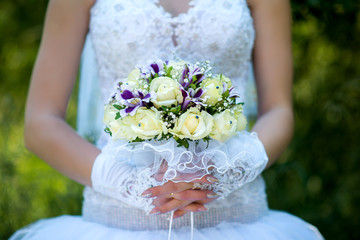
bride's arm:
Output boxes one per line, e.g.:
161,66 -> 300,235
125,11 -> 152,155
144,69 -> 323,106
24,0 -> 98,186
24,0 -> 213,214
248,0 -> 294,166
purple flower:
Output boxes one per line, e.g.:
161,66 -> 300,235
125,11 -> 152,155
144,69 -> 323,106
141,60 -> 165,77
228,86 -> 240,98
179,65 -> 206,89
118,90 -> 156,117
180,88 -> 205,111
121,90 -> 135,100
222,82 -> 228,94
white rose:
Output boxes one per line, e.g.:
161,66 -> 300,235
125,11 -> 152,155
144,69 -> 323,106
200,78 -> 223,105
130,107 -> 167,140
103,104 -> 134,140
170,107 -> 214,140
150,77 -> 183,107
231,105 -> 247,131
111,116 -> 138,141
103,104 -> 118,126
210,109 -> 237,142
167,60 -> 187,77
216,74 -> 232,89
122,68 -> 141,90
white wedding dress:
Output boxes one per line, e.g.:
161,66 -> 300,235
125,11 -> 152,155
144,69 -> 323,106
11,0 -> 324,239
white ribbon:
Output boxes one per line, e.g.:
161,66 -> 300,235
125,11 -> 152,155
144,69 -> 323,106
168,211 -> 174,240
190,212 -> 194,240
168,211 -> 194,240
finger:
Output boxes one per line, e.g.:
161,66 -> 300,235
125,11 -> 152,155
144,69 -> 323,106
153,173 -> 218,184
191,174 -> 218,184
180,203 -> 207,213
196,198 -> 217,205
173,209 -> 187,219
158,160 -> 168,174
153,172 -> 165,182
141,181 -> 193,198
173,203 -> 207,219
152,196 -> 172,207
157,197 -> 214,206
149,198 -> 191,215
169,190 -> 218,201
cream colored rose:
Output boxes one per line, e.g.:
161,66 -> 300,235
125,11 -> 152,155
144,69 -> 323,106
231,105 -> 247,131
103,104 -> 134,140
200,78 -> 223,105
107,118 -> 122,137
130,107 -> 167,140
122,68 -> 141,90
170,107 -> 214,140
150,77 -> 183,107
103,104 -> 118,126
210,109 -> 237,142
111,116 -> 138,141
216,74 -> 232,89
167,60 -> 187,77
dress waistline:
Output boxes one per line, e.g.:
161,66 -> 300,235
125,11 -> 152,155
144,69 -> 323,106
82,187 -> 269,230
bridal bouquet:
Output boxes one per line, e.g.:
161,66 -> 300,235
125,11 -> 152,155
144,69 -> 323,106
103,60 -> 247,148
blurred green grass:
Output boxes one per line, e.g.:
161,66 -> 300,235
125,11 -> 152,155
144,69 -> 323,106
1,1 -> 359,239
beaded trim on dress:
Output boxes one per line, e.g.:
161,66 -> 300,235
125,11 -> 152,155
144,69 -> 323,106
82,176 -> 269,230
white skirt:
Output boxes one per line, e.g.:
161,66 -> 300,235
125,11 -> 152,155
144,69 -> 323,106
10,210 -> 323,240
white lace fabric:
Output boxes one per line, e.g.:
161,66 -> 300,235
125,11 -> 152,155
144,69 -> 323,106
95,131 -> 268,209
89,0 -> 255,104
85,0 -> 267,230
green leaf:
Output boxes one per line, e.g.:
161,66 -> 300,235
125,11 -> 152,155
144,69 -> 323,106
189,83 -> 197,90
166,66 -> 173,77
192,75 -> 198,83
170,105 -> 181,113
175,138 -> 190,149
161,106 -> 169,111
203,136 -> 211,148
113,104 -> 123,110
115,112 -> 121,120
207,106 -> 216,115
104,127 -> 112,137
131,137 -> 145,143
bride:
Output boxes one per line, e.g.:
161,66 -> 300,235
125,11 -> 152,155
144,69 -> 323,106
11,0 -> 323,239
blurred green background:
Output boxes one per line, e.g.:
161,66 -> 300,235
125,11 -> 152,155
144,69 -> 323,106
0,0 -> 359,239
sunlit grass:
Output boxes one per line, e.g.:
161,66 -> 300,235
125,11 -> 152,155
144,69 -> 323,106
0,85 -> 83,238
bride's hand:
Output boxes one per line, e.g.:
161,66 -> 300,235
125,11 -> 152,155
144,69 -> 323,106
141,174 -> 218,219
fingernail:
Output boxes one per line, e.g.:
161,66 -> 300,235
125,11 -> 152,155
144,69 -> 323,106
197,206 -> 207,212
149,209 -> 160,215
207,176 -> 219,183
207,193 -> 218,198
139,190 -> 152,198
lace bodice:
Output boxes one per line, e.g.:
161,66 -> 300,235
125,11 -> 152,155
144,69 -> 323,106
90,0 -> 255,103
83,0 -> 268,230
